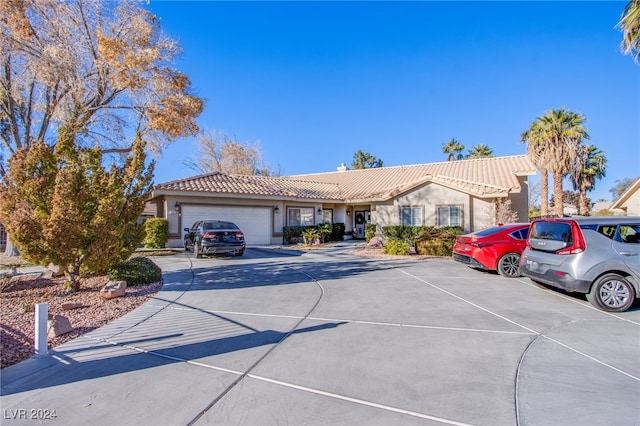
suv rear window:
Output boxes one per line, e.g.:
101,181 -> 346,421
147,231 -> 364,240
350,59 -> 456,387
529,221 -> 573,243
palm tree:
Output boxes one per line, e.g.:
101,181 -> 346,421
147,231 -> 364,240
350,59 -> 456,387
522,108 -> 589,217
570,145 -> 607,215
617,0 -> 640,64
538,109 -> 589,217
442,138 -> 465,161
466,144 -> 495,159
521,122 -> 551,217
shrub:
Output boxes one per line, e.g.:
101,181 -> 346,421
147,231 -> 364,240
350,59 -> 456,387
383,239 -> 411,255
414,227 -> 463,256
365,224 -> 377,242
143,218 -> 169,248
330,223 -> 345,241
108,257 -> 162,286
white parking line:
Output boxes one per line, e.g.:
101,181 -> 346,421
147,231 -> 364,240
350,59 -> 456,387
247,374 -> 474,426
390,265 -> 640,383
514,278 -> 640,326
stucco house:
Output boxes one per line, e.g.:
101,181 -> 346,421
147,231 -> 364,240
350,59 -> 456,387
148,154 -> 537,248
610,176 -> 640,216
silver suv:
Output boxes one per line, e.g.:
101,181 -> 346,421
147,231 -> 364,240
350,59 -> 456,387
519,216 -> 640,312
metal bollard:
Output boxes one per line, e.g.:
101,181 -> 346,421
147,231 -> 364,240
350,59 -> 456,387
34,302 -> 48,357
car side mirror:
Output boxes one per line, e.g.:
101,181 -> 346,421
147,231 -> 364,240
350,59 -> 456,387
183,228 -> 189,232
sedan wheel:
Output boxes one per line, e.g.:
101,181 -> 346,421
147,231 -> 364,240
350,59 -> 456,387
497,253 -> 521,278
194,243 -> 202,259
587,273 -> 635,312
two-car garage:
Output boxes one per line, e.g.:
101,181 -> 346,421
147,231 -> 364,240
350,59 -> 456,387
181,205 -> 272,245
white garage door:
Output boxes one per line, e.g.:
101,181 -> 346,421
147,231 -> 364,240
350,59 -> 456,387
182,205 -> 272,245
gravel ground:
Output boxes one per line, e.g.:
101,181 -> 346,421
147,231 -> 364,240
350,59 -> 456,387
0,269 -> 162,369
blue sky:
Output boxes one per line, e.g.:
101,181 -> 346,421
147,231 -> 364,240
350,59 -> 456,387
148,1 -> 639,203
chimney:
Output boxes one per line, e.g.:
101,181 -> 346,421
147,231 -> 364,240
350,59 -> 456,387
337,163 -> 348,172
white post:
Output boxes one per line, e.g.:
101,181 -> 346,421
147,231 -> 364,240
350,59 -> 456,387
34,302 -> 48,357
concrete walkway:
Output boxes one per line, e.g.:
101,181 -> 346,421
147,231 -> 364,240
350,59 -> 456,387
1,244 -> 639,425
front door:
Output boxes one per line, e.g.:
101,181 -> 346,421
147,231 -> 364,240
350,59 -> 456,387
354,210 -> 369,239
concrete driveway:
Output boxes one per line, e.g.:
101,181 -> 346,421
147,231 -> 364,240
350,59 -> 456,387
1,244 -> 639,426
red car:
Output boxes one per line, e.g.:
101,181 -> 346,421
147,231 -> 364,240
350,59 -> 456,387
452,223 -> 530,278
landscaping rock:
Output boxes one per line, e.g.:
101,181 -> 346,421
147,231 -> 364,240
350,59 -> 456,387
47,314 -> 73,338
367,236 -> 383,248
47,263 -> 64,277
100,281 -> 127,300
61,301 -> 84,310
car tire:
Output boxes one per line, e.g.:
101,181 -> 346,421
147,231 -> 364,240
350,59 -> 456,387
497,253 -> 521,278
236,249 -> 245,257
586,273 -> 635,312
184,239 -> 190,252
194,242 -> 202,259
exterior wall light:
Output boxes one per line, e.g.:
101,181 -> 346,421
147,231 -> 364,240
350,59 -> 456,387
274,206 -> 279,213
174,201 -> 180,212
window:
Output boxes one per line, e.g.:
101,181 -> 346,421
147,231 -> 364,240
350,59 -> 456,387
287,207 -> 314,226
437,205 -> 462,227
401,207 -> 422,226
322,209 -> 333,224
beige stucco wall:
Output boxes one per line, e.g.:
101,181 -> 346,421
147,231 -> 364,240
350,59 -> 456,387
621,189 -> 640,216
372,179 -> 530,234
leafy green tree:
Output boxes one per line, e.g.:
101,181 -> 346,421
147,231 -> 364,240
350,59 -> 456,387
617,0 -> 640,64
351,149 -> 383,169
569,144 -> 607,215
522,108 -> 589,217
442,138 -> 465,161
466,144 -> 495,159
0,130 -> 153,291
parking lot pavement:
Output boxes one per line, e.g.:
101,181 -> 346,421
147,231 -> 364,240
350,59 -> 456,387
1,246 -> 638,426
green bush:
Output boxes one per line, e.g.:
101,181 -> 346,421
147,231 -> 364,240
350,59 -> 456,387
330,223 -> 345,241
365,224 -> 377,242
143,218 -> 169,249
383,239 -> 411,255
381,225 -> 436,242
414,227 -> 463,256
108,257 -> 162,286
284,223 -> 346,244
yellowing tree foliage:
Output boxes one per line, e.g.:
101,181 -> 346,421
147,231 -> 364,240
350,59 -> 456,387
0,129 -> 153,290
0,0 -> 203,157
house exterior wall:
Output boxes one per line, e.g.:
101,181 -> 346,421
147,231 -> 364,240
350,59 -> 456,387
374,183 -> 473,232
371,180 -> 529,234
620,189 -> 640,216
156,195 -> 331,247
511,176 -> 530,222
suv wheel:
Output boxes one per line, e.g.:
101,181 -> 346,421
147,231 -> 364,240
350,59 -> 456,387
586,273 -> 635,312
497,253 -> 521,278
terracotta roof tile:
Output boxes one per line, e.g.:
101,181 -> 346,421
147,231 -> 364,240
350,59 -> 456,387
154,155 -> 537,201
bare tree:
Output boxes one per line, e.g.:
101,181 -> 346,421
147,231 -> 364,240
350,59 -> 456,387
185,130 -> 278,176
0,0 -> 203,158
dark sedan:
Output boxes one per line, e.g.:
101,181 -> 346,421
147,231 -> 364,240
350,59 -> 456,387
453,223 -> 530,277
184,220 -> 246,257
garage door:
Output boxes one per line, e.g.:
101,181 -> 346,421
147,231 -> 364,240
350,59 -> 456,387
182,205 -> 272,245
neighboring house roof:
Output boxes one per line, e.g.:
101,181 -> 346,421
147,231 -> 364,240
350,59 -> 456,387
610,176 -> 640,211
153,155 -> 537,202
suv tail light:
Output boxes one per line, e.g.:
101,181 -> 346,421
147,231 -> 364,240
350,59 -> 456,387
555,221 -> 586,255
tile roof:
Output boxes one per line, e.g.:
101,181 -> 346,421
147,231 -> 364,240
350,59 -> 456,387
289,155 -> 537,201
154,172 -> 343,200
153,155 -> 537,202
